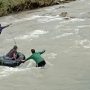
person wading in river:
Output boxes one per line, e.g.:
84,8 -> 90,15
26,49 -> 46,67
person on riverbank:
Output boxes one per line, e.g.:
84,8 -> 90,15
0,24 -> 11,34
6,45 -> 18,60
26,49 -> 46,67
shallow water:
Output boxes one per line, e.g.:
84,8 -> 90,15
0,0 -> 90,90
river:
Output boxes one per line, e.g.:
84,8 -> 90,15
0,0 -> 90,90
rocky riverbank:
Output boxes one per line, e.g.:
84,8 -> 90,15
0,0 -> 75,17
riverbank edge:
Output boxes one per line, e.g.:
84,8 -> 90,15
0,0 -> 75,17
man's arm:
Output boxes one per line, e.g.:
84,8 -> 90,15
2,23 -> 12,29
13,53 -> 17,60
39,50 -> 45,54
26,56 -> 32,61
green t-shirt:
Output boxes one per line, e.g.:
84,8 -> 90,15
26,50 -> 45,64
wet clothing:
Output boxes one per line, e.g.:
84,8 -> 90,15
38,60 -> 46,67
0,25 -> 10,34
26,50 -> 46,67
6,49 -> 17,60
17,52 -> 25,60
0,27 -> 5,34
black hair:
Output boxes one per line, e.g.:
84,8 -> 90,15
31,49 -> 35,53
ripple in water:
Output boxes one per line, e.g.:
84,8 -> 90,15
6,30 -> 48,41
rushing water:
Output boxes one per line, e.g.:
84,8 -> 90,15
0,0 -> 90,90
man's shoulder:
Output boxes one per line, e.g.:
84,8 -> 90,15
34,52 -> 40,54
10,49 -> 16,52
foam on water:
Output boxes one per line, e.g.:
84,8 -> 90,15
0,52 -> 53,78
6,30 -> 48,41
53,33 -> 74,39
14,15 -> 41,23
76,39 -> 90,49
45,7 -> 56,11
0,15 -> 43,24
59,18 -> 85,24
71,18 -> 85,22
0,63 -> 39,78
37,15 -> 62,23
1,15 -> 63,25
77,25 -> 90,28
0,0 -> 90,89
79,0 -> 86,2
1,15 -> 62,24
0,66 -> 27,78
0,60 -> 51,79
46,53 -> 57,59
75,28 -> 79,35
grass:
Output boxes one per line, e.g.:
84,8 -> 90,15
0,0 -> 76,17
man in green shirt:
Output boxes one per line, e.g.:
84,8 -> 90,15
26,49 -> 46,67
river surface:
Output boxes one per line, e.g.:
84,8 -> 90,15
0,0 -> 90,90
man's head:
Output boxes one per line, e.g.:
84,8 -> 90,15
31,49 -> 35,53
13,45 -> 18,50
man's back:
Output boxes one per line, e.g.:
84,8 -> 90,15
6,49 -> 17,58
26,49 -> 46,67
29,52 -> 44,64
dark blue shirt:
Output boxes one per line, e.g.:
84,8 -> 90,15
0,26 -> 7,34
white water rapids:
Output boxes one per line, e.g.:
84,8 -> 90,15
0,0 -> 90,90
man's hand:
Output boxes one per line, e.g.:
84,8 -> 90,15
8,23 -> 12,27
21,60 -> 26,63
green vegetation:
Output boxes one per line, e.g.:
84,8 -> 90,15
0,0 -> 75,17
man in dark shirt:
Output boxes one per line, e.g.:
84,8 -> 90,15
0,24 -> 11,34
6,45 -> 18,60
